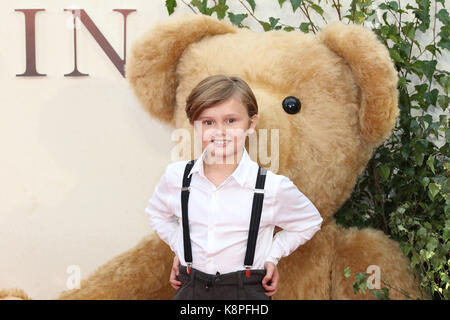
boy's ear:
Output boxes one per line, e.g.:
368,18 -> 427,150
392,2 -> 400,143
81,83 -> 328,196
125,14 -> 237,127
249,114 -> 258,133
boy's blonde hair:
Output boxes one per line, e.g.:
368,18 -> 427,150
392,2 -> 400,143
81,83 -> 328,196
185,74 -> 258,125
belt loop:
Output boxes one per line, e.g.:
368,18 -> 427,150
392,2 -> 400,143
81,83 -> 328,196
238,270 -> 244,289
191,267 -> 196,294
236,270 -> 243,300
191,266 -> 195,281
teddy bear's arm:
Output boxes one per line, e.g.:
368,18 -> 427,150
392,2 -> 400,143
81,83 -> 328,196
58,235 -> 175,299
331,225 -> 425,300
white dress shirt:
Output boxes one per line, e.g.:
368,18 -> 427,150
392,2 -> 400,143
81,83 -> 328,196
145,147 -> 323,275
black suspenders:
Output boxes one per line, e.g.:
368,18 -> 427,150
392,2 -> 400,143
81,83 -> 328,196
181,159 -> 267,277
181,160 -> 195,273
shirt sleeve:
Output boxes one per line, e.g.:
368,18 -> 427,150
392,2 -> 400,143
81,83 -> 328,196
265,176 -> 323,265
145,165 -> 179,253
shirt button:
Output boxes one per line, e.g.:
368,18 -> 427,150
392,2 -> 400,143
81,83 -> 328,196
207,258 -> 212,263
209,225 -> 215,231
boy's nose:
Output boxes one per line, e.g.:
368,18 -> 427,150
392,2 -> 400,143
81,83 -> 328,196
214,124 -> 227,136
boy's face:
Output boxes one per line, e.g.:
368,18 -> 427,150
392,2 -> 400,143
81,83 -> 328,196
193,96 -> 258,164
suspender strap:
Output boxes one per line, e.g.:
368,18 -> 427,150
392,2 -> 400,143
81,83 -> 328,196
244,166 -> 267,276
181,159 -> 196,274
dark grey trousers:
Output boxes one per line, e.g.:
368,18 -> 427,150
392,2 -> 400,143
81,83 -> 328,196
173,265 -> 271,300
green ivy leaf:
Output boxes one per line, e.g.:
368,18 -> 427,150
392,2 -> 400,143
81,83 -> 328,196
259,20 -> 272,32
428,183 -> 441,200
371,288 -> 389,300
191,0 -> 209,15
437,35 -> 450,51
426,238 -> 439,252
400,243 -> 412,255
269,17 -> 280,29
355,272 -> 368,293
426,155 -> 436,174
299,22 -> 310,33
436,8 -> 450,25
212,0 -> 229,20
344,266 -> 351,278
416,0 -> 431,33
405,167 -> 415,177
379,165 -> 391,180
245,0 -> 256,13
437,95 -> 449,111
423,60 -> 437,83
389,48 -> 404,63
400,144 -> 410,160
421,176 -> 430,187
165,0 -> 177,15
444,221 -> 450,241
310,3 -> 324,16
278,0 -> 287,8
425,89 -> 439,106
388,1 -> 399,11
398,76 -> 407,88
290,0 -> 303,13
227,12 -> 248,26
402,22 -> 416,41
425,44 -> 436,55
411,254 -> 419,268
414,148 -> 424,166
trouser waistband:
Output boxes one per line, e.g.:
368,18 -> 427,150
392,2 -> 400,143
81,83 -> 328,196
179,265 -> 266,286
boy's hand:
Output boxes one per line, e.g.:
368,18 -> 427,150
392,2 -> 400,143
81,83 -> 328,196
169,255 -> 182,290
262,261 -> 279,297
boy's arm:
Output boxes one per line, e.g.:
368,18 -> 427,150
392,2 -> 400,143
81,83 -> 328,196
145,166 -> 179,252
265,176 -> 323,265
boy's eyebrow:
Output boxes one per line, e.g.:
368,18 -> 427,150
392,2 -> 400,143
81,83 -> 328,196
197,113 -> 241,120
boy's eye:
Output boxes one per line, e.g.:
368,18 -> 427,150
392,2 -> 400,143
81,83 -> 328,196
227,118 -> 235,123
203,120 -> 213,125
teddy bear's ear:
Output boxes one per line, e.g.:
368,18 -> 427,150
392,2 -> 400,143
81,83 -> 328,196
319,21 -> 400,147
125,14 -> 237,126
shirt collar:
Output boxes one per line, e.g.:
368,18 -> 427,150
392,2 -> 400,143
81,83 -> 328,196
188,147 -> 252,188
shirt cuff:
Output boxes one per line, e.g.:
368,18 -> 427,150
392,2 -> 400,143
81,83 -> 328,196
264,256 -> 280,266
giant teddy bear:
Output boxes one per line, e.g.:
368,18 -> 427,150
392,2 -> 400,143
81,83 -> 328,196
1,13 -> 423,300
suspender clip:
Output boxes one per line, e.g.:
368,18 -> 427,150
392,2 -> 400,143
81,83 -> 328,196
245,265 -> 251,278
187,262 -> 192,275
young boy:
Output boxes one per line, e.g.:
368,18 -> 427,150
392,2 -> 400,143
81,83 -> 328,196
146,74 -> 323,300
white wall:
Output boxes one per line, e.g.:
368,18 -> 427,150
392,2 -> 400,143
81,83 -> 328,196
0,0 -> 446,299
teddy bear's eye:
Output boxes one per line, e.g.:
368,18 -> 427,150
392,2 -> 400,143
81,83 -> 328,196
282,96 -> 301,114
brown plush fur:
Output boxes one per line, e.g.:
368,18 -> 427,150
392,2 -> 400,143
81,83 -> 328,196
3,14 -> 425,300
0,288 -> 30,300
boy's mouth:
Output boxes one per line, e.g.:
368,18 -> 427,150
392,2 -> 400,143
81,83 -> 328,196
211,138 -> 233,147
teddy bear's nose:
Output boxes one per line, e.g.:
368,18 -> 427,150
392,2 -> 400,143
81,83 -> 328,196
282,96 -> 301,114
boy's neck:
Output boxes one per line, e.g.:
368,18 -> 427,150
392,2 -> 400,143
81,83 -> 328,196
203,148 -> 244,178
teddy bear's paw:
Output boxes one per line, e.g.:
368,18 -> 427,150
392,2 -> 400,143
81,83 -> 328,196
0,288 -> 31,300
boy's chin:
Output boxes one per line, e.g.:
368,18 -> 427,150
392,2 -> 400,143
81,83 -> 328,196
206,147 -> 241,163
